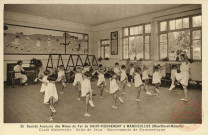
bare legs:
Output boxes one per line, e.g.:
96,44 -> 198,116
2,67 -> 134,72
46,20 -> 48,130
60,77 -> 66,94
98,81 -> 105,98
112,90 -> 119,108
181,85 -> 188,101
136,84 -> 151,101
84,93 -> 91,116
76,82 -> 81,100
121,80 -> 127,94
154,83 -> 160,95
49,97 -> 56,121
169,74 -> 189,101
136,86 -> 141,101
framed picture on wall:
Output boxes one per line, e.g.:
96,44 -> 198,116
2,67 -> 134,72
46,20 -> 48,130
111,31 -> 118,55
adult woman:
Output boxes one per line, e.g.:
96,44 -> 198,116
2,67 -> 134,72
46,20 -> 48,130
169,53 -> 190,101
13,60 -> 28,85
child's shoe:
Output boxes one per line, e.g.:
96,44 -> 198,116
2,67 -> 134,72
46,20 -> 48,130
89,100 -> 95,107
84,113 -> 91,117
118,97 -> 124,103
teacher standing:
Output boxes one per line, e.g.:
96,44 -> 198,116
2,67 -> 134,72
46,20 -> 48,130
169,53 -> 190,101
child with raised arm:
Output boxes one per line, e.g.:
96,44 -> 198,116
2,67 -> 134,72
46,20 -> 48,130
73,66 -> 83,100
113,62 -> 121,83
134,67 -> 152,101
142,61 -> 154,92
129,64 -> 135,83
82,63 -> 95,107
39,70 -> 50,93
92,64 -> 108,98
43,74 -> 58,121
110,72 -> 123,109
120,65 -> 129,95
169,65 -> 178,90
56,65 -> 67,94
81,71 -> 93,116
152,66 -> 161,96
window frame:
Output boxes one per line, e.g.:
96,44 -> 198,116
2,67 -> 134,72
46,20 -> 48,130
100,39 -> 110,59
158,14 -> 202,61
122,23 -> 151,61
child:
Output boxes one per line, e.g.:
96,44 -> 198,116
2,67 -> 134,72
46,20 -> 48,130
39,70 -> 50,93
157,64 -> 166,89
93,64 -> 108,98
152,66 -> 161,95
110,72 -> 123,109
56,65 -> 67,94
43,74 -> 58,121
120,65 -> 129,95
81,71 -> 93,116
82,69 -> 95,108
134,67 -> 152,101
142,65 -> 149,84
73,66 -> 83,100
129,64 -> 135,83
169,65 -> 178,90
34,67 -> 44,83
113,62 -> 121,82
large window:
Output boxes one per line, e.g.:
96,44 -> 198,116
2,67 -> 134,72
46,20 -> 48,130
100,39 -> 110,59
159,15 -> 202,60
122,24 -> 151,60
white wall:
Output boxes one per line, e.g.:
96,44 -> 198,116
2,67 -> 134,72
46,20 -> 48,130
92,4 -> 202,81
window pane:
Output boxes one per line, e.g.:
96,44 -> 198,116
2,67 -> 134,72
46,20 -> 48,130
103,41 -> 107,44
193,30 -> 201,39
145,43 -> 150,59
169,20 -> 176,30
145,36 -> 150,59
160,21 -> 167,31
101,46 -> 104,58
123,38 -> 128,45
123,44 -> 128,59
192,40 -> 201,60
160,34 -> 167,43
145,24 -> 151,33
136,36 -> 143,59
183,18 -> 189,28
160,42 -> 167,59
124,28 -> 129,36
192,15 -> 202,27
176,19 -> 182,29
105,46 -> 110,58
160,34 -> 167,59
168,31 -> 190,60
129,37 -> 135,60
138,26 -> 143,34
129,36 -> 143,60
130,26 -> 139,35
145,36 -> 149,43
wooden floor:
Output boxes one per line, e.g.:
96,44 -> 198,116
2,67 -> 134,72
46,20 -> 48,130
4,79 -> 202,123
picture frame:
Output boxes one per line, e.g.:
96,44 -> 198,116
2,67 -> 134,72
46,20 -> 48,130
111,31 -> 118,55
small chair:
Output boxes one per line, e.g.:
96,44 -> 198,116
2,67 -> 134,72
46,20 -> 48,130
11,71 -> 22,88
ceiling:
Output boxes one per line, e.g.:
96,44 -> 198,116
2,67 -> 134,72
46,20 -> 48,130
4,4 -> 189,26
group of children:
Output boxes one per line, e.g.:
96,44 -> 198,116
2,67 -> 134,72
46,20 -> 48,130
36,58 -> 187,121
